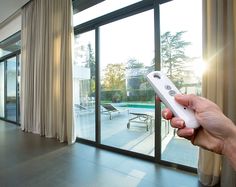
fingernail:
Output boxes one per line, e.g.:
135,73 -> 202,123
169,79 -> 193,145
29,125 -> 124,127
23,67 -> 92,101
163,112 -> 168,119
187,128 -> 194,136
176,120 -> 184,128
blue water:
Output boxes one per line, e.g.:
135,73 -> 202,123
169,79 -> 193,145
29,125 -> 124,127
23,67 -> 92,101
119,103 -> 155,109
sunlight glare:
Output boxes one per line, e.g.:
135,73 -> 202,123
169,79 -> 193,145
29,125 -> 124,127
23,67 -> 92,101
193,60 -> 207,78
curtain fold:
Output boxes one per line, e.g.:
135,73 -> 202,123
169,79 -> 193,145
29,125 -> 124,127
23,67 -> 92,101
201,0 -> 236,186
21,0 -> 75,144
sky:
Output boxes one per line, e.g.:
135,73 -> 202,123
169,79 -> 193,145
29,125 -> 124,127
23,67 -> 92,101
160,0 -> 202,58
73,0 -> 202,74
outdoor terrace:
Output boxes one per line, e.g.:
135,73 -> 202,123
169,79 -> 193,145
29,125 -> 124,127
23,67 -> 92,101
74,103 -> 199,168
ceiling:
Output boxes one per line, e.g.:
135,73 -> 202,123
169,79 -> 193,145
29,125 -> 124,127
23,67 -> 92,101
0,0 -> 104,25
0,0 -> 30,25
73,0 -> 105,14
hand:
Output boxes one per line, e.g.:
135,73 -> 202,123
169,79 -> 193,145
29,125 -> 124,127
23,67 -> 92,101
161,94 -> 236,155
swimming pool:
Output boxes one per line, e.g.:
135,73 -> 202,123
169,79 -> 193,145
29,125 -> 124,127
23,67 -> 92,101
118,103 -> 155,109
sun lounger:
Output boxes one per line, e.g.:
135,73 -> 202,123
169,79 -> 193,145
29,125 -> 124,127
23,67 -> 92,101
101,104 -> 129,120
127,112 -> 154,132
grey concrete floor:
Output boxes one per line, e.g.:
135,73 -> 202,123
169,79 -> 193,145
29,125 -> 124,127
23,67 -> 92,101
0,120 -> 204,187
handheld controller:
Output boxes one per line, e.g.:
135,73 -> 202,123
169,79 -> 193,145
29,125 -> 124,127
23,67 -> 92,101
146,71 -> 200,129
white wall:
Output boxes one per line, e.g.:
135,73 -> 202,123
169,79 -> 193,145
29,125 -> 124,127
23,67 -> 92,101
0,13 -> 21,42
0,0 -> 30,24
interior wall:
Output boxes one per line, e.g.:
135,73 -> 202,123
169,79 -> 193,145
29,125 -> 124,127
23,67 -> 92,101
0,13 -> 21,42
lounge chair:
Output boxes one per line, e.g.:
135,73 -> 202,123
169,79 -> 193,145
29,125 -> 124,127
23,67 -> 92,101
74,104 -> 93,117
101,104 -> 129,120
74,104 -> 87,110
127,112 -> 154,132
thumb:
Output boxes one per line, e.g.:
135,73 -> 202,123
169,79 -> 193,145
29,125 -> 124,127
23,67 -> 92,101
174,94 -> 198,109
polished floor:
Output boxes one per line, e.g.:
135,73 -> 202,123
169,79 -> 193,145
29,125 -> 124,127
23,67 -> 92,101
0,120 -> 203,187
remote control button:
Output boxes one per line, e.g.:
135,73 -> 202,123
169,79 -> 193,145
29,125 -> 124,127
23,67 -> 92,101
153,73 -> 161,79
169,90 -> 176,96
165,85 -> 172,90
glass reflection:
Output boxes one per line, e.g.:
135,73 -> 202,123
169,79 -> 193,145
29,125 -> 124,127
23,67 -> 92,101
160,0 -> 202,168
6,57 -> 17,121
0,62 -> 4,117
74,31 -> 96,141
100,10 -> 155,156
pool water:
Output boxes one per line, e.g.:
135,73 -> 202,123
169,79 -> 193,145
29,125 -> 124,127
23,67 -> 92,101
119,103 -> 155,109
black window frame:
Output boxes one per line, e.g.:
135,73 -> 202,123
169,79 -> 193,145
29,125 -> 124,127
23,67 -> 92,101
0,30 -> 21,125
0,49 -> 21,125
73,0 -> 197,173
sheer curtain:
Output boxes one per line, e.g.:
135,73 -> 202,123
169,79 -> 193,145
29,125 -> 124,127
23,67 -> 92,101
21,0 -> 75,144
201,0 -> 236,186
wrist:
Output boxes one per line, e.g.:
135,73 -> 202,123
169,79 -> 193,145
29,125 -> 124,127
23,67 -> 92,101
222,122 -> 236,170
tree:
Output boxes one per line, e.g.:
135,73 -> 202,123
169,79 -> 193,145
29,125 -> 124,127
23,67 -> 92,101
85,43 -> 96,94
161,31 -> 192,88
103,63 -> 126,90
85,43 -> 95,80
126,58 -> 144,69
125,58 -> 145,89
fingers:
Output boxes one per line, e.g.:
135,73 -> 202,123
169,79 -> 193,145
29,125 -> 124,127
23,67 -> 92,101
161,94 -> 199,142
169,110 -> 194,138
170,117 -> 185,128
156,96 -> 161,102
162,108 -> 195,141
162,108 -> 173,120
177,128 -> 194,138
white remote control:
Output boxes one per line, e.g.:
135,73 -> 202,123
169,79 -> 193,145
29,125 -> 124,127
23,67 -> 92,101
146,71 -> 200,128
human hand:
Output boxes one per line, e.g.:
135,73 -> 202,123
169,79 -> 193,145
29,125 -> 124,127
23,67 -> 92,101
161,94 -> 236,155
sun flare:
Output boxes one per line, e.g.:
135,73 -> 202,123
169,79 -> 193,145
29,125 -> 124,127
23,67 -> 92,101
193,60 -> 207,78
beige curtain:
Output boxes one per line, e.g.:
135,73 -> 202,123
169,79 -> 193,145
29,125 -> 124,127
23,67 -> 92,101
21,0 -> 75,144
201,0 -> 236,186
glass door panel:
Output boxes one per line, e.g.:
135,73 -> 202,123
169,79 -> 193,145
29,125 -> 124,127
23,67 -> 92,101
100,10 -> 155,156
0,62 -> 4,118
160,0 -> 202,168
17,56 -> 21,123
74,31 -> 96,141
6,57 -> 17,122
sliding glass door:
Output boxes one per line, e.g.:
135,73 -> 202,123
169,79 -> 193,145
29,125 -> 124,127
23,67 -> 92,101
0,62 -> 4,118
0,32 -> 21,124
6,57 -> 17,122
100,10 -> 155,156
74,31 -> 96,141
73,0 -> 202,171
160,0 -> 202,168
0,53 -> 20,124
